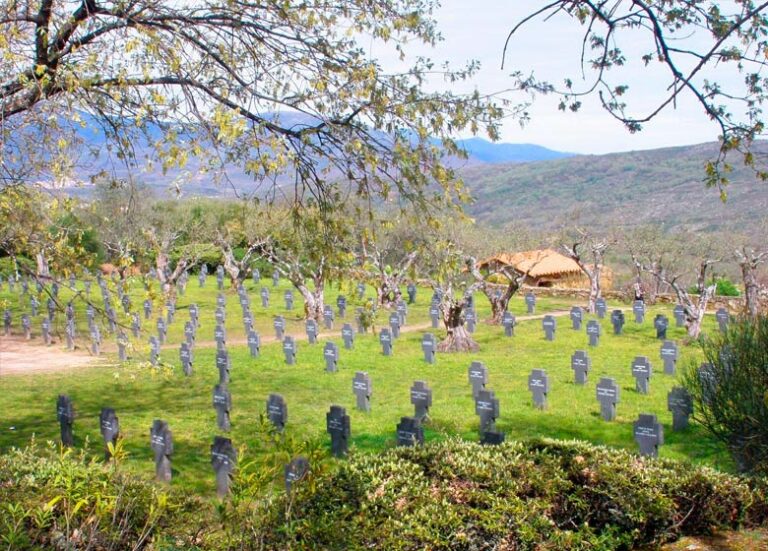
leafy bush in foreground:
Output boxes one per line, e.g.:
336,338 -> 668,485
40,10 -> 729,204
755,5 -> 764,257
683,315 -> 768,475
1,438 -> 766,550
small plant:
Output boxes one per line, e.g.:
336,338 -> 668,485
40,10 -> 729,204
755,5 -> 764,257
683,315 -> 768,474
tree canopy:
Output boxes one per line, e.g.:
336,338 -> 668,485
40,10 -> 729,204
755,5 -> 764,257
1,0 -> 502,209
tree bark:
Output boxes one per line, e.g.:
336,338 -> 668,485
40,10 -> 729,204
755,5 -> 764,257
297,282 -> 324,321
437,300 -> 479,352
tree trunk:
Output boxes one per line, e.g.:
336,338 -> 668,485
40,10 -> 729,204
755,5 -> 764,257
742,263 -> 760,318
376,277 -> 402,307
683,285 -> 715,339
297,283 -> 324,321
437,302 -> 479,352
36,252 -> 50,279
483,280 -> 519,324
587,272 -> 600,314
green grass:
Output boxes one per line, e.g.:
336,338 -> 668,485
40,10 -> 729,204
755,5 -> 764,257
0,277 -> 729,496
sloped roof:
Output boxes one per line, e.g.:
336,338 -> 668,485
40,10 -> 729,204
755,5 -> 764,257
479,249 -> 583,277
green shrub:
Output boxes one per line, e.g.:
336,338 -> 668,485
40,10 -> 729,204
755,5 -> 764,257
715,277 -> 741,297
683,315 -> 768,474
0,256 -> 34,277
2,438 -> 766,550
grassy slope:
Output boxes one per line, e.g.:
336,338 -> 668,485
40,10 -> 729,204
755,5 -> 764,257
461,141 -> 768,233
0,278 -> 729,495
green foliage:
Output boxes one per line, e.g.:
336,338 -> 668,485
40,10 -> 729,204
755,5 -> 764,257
715,277 -> 741,297
0,256 -> 33,276
2,438 -> 765,550
683,315 -> 768,475
170,243 -> 221,270
256,438 -> 768,550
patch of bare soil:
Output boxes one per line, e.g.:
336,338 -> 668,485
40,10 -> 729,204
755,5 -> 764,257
0,336 -> 102,376
660,530 -> 768,550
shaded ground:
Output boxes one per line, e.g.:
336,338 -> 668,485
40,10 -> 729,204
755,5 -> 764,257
661,530 -> 768,550
0,336 -> 102,376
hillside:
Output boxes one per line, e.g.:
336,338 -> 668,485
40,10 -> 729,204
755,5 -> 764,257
461,142 -> 768,234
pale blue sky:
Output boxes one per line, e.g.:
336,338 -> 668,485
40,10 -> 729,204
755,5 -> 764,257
381,1 -> 745,155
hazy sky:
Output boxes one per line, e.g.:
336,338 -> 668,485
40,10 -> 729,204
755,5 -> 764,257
386,1 -> 741,155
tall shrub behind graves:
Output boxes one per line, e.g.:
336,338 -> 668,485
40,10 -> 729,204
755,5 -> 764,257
683,315 -> 768,474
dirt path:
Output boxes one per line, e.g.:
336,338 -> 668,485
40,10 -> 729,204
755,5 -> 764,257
0,336 -> 103,376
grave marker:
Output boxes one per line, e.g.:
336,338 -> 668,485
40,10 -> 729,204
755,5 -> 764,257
542,315 -> 556,341
528,369 -> 550,409
267,393 -> 287,431
633,413 -> 664,457
421,333 -> 436,364
143,299 -> 152,320
56,395 -> 74,447
180,342 -> 193,376
465,308 -> 476,334
673,304 -> 685,327
306,319 -> 318,344
216,348 -> 230,384
396,301 -> 408,326
353,371 -> 371,412
213,384 -> 232,431
323,341 -> 339,373
323,304 -> 334,330
429,303 -> 440,329
571,350 -> 590,385
667,387 -> 694,430
468,361 -> 488,398
211,436 -> 236,497
475,389 -> 500,435
502,311 -> 516,337
379,327 -> 393,356
341,323 -> 354,349
389,312 -> 401,338
596,378 -> 620,421
99,408 -> 120,460
631,356 -> 652,394
633,300 -> 645,323
570,306 -> 583,330
410,381 -> 432,421
21,314 -> 31,339
611,310 -> 625,335
595,297 -> 607,319
260,287 -> 270,307
150,420 -> 173,482
283,336 -> 297,365
284,290 -> 294,310
285,457 -> 310,492
660,340 -> 678,375
396,417 -> 424,447
407,283 -> 417,304
247,330 -> 261,358
274,316 -> 285,340
326,405 -> 351,457
653,314 -> 669,340
337,295 -> 347,318
586,319 -> 601,346
272,270 -> 279,287
525,292 -> 536,314
716,308 -> 730,332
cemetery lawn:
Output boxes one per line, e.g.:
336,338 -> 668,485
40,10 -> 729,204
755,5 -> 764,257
0,280 -> 730,495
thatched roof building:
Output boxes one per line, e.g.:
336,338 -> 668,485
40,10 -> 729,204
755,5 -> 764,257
478,249 -> 613,289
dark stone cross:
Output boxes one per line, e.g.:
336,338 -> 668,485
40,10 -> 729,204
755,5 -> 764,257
272,270 -> 279,287
156,317 -> 167,345
698,362 -> 718,406
144,299 -> 152,320
421,333 -> 436,364
596,377 -> 620,421
273,316 -> 285,341
716,308 -> 730,332
502,311 -> 515,337
56,395 -> 75,447
21,314 -> 31,339
570,306 -> 583,330
660,340 -> 678,375
389,312 -> 401,338
306,319 -> 318,344
150,420 -> 173,482
465,308 -> 477,334
407,283 -> 417,304
596,297 -> 607,319
91,326 -> 102,356
213,384 -> 232,431
267,393 -> 288,431
216,348 -> 230,384
429,304 -> 440,329
65,320 -> 75,350
527,369 -> 550,409
117,331 -> 128,361
653,314 -> 669,340
323,341 -> 339,373
337,295 -> 347,318
357,282 -> 366,299
379,327 -> 393,356
468,361 -> 488,398
285,456 -> 310,492
631,356 -> 652,394
410,380 -> 432,421
475,389 -> 500,433
247,330 -> 260,358
252,268 -> 260,283
132,313 -> 141,338
586,319 -> 601,347
396,301 -> 408,326
180,342 -> 193,376
215,306 -> 225,325
283,336 -> 297,365
571,350 -> 590,385
260,287 -> 270,307
525,292 -> 536,314
396,416 -> 424,447
673,304 -> 685,327
323,304 -> 334,330
633,413 -> 664,457
184,321 -> 195,347
284,289 -> 294,310
341,323 -> 354,349
667,386 -> 694,431
542,315 -> 556,341
633,300 -> 645,323
99,407 -> 120,460
611,310 -> 625,335
42,317 -> 51,345
211,436 -> 237,497
353,371 -> 372,412
326,405 -> 351,458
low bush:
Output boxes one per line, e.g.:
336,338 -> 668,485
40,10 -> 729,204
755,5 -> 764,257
683,315 -> 768,475
2,438 -> 766,550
